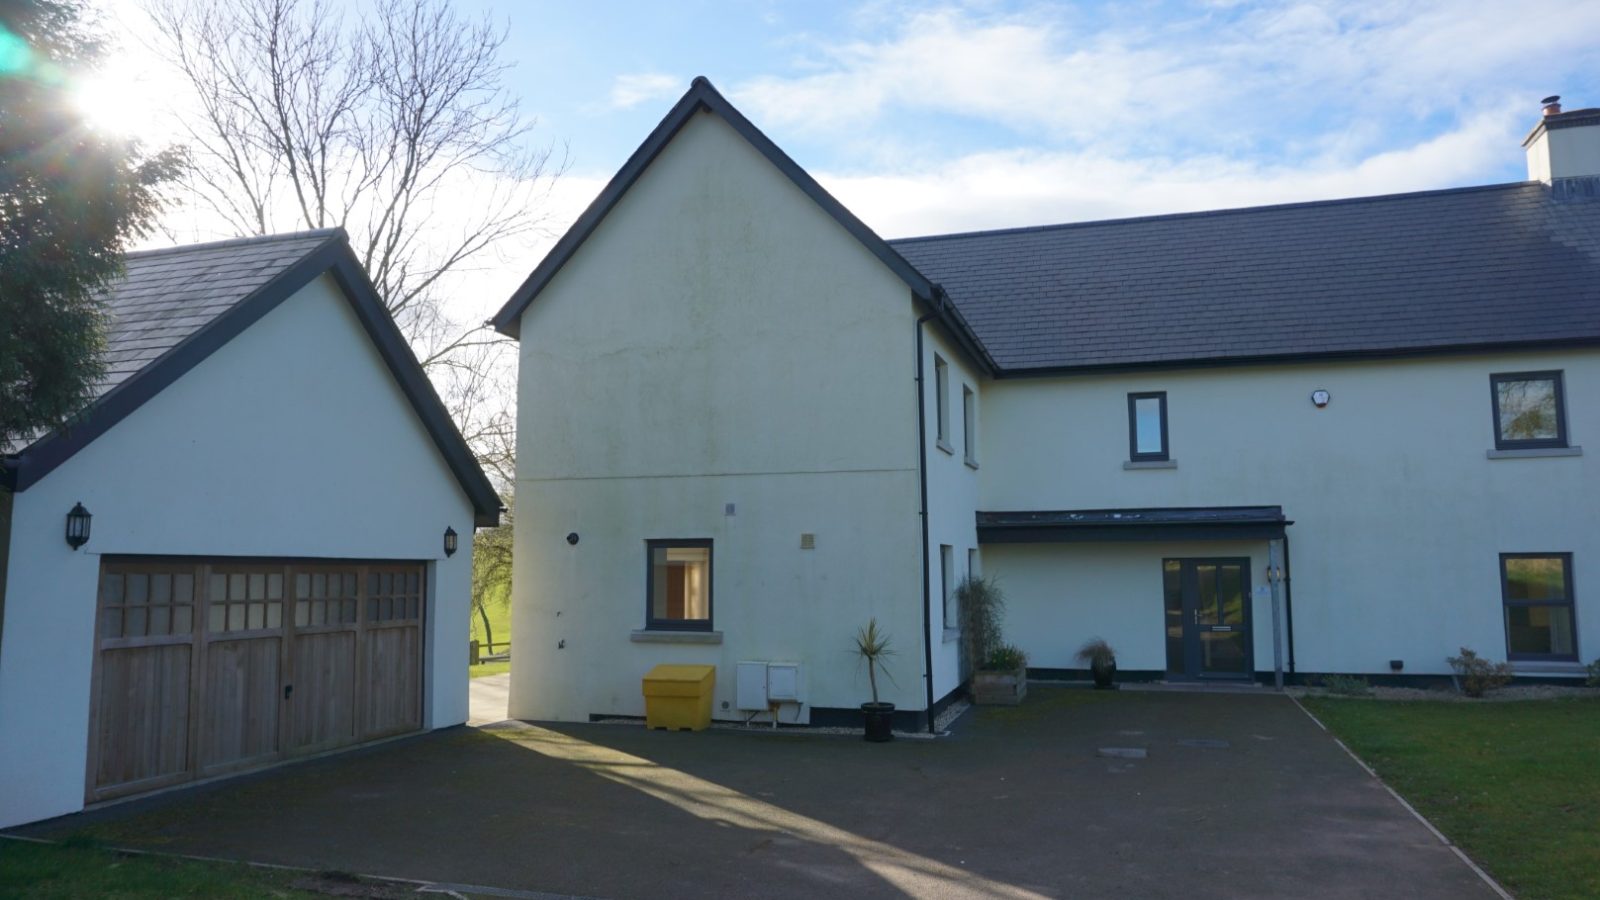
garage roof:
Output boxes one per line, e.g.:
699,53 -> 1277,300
3,230 -> 502,526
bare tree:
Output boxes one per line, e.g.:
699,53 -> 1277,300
147,0 -> 560,461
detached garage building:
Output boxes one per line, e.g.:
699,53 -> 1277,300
0,229 -> 500,828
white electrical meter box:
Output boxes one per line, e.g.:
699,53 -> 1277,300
767,663 -> 801,702
735,661 -> 768,710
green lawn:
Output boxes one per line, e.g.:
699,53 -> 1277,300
470,660 -> 510,679
1302,696 -> 1600,900
469,599 -> 510,657
0,838 -> 319,898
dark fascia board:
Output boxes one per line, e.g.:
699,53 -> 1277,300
489,77 -> 996,374
979,523 -> 1288,544
10,235 -> 502,527
991,336 -> 1600,380
977,505 -> 1289,544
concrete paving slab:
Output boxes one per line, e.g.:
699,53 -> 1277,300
11,686 -> 1497,899
470,672 -> 511,725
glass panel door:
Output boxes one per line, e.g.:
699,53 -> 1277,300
1166,558 -> 1253,679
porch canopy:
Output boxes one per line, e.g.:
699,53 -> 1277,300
977,506 -> 1290,543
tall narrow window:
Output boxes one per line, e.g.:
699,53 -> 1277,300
646,540 -> 712,631
962,385 -> 977,465
934,355 -> 951,451
940,545 -> 955,628
1491,371 -> 1567,450
1501,553 -> 1577,661
967,548 -> 979,580
1128,392 -> 1168,462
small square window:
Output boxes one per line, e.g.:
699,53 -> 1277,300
646,540 -> 712,631
1128,392 -> 1168,462
1491,371 -> 1567,450
1500,553 -> 1577,661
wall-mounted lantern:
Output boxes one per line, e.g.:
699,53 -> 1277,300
443,526 -> 458,557
65,502 -> 92,550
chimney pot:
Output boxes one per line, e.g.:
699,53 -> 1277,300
1542,94 -> 1562,116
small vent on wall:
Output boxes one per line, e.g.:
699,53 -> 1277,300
799,533 -> 816,550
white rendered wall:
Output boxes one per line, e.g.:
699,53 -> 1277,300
0,274 -> 475,828
1545,125 -> 1600,180
510,111 -> 926,724
979,351 -> 1600,676
921,325 -> 983,703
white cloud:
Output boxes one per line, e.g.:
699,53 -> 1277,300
732,1 -> 1600,162
607,72 -> 685,111
817,108 -> 1520,239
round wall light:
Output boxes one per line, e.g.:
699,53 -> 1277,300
566,532 -> 580,545
1310,389 -> 1331,408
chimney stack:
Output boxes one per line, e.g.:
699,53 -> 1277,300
1523,95 -> 1600,186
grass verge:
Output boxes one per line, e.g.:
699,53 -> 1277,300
0,837 -> 317,898
1302,695 -> 1600,900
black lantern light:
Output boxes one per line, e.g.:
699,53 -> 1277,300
65,502 -> 92,549
443,526 -> 458,557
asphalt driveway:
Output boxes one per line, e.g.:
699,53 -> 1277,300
12,686 -> 1496,899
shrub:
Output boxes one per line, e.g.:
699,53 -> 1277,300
1320,674 -> 1373,697
956,575 -> 1005,676
1447,647 -> 1513,698
987,643 -> 1028,672
1075,637 -> 1116,669
1586,658 -> 1600,688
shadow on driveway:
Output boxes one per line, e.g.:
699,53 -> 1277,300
10,686 -> 1496,899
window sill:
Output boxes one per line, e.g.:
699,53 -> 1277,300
1486,446 -> 1582,459
1123,459 -> 1177,470
630,629 -> 723,645
936,439 -> 954,455
942,628 -> 961,644
964,457 -> 979,470
1509,660 -> 1585,675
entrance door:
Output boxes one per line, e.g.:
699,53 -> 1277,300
1163,558 -> 1252,679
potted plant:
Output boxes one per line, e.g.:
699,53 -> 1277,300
959,575 -> 1028,704
853,618 -> 896,742
973,643 -> 1029,705
1077,637 -> 1118,689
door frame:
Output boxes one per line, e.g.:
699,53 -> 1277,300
1164,556 -> 1255,681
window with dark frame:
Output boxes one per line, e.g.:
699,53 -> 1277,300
645,539 -> 713,631
1500,553 -> 1577,661
940,544 -> 955,629
935,355 -> 950,449
1490,371 -> 1568,450
962,385 -> 977,465
1128,392 -> 1169,462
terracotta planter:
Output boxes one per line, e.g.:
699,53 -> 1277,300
972,666 -> 1028,705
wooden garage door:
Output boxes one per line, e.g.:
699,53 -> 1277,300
88,558 -> 427,803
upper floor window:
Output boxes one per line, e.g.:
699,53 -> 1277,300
646,540 -> 712,631
934,355 -> 951,451
962,385 -> 977,466
1501,553 -> 1576,661
1128,392 -> 1168,462
1491,371 -> 1568,450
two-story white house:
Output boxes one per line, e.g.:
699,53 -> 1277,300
494,81 -> 1599,730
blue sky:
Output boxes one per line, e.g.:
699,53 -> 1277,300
456,0 -> 1600,240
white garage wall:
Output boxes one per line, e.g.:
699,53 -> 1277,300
0,273 -> 475,829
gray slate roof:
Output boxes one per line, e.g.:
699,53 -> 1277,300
98,229 -> 343,398
891,182 -> 1600,372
